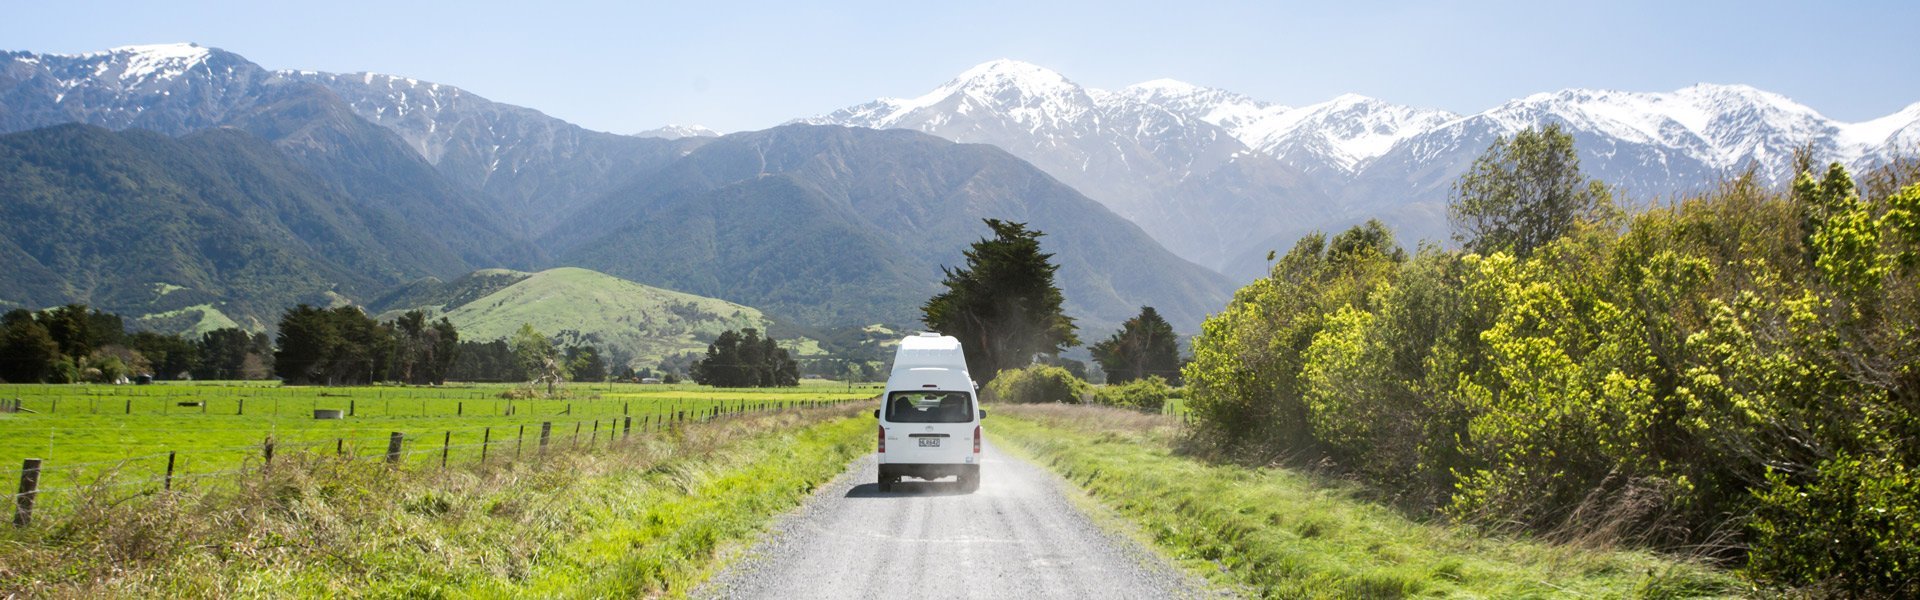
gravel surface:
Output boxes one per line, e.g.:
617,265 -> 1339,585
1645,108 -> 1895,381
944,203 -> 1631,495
694,438 -> 1220,599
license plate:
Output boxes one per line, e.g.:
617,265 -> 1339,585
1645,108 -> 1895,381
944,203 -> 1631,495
918,438 -> 940,447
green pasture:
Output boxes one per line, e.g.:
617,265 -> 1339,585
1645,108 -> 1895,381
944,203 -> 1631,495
0,381 -> 879,510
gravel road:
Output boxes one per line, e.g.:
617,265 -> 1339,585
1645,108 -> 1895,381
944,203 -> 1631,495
694,438 -> 1220,599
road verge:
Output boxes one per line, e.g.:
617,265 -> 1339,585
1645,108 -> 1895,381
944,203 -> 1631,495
987,404 -> 1741,598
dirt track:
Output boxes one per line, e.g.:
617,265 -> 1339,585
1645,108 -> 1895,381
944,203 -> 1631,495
694,438 -> 1217,599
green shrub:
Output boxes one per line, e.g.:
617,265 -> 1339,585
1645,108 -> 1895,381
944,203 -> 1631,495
985,364 -> 1088,404
1091,375 -> 1179,413
1748,454 -> 1920,597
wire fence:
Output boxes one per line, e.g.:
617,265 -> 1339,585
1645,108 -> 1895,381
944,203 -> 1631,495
6,395 -> 871,527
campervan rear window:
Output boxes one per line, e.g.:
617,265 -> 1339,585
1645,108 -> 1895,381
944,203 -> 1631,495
885,391 -> 973,423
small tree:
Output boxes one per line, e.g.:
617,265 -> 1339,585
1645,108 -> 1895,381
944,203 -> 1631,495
1090,306 -> 1182,385
923,219 -> 1079,382
511,324 -> 565,396
1449,124 -> 1613,257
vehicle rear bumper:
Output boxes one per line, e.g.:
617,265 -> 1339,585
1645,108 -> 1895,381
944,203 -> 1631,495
881,463 -> 979,480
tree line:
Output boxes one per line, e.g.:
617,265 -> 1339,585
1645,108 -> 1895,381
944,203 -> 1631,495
1182,124 -> 1920,595
1,305 -> 271,383
0,302 -> 611,388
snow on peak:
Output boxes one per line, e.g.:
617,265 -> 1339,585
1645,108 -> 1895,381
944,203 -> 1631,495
1472,84 -> 1838,169
96,43 -> 213,82
947,59 -> 1076,90
1839,101 -> 1920,150
1112,78 -> 1279,133
1233,94 -> 1455,170
829,59 -> 1097,131
1123,78 -> 1205,95
633,124 -> 721,139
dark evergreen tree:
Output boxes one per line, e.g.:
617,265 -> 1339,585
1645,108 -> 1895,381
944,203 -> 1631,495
0,310 -> 59,383
38,304 -> 122,359
449,339 -> 515,382
1090,306 -> 1183,385
692,329 -> 744,387
127,331 -> 199,379
274,305 -> 339,385
923,219 -> 1079,381
566,345 -> 607,383
426,317 -> 459,384
692,328 -> 799,388
195,328 -> 270,380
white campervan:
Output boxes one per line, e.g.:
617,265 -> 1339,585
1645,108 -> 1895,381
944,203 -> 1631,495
875,333 -> 983,492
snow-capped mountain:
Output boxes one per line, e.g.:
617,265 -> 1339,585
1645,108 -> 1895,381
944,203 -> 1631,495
282,71 -> 700,235
0,44 -> 703,237
0,43 -> 280,134
800,59 -> 1334,272
7,46 -> 1918,283
807,61 -> 1920,279
0,44 -> 1237,333
633,124 -> 720,139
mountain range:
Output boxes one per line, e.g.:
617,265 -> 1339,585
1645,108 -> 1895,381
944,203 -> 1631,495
0,44 -> 1232,338
2,43 -> 1915,343
803,60 -> 1920,278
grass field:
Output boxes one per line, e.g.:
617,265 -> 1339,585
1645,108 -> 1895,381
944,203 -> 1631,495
0,380 -> 879,514
0,406 -> 874,596
988,404 -> 1743,599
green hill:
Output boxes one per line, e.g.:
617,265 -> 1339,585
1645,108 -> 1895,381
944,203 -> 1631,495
375,267 -> 816,370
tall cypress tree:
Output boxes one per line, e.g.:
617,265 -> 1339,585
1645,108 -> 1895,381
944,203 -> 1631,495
1090,306 -> 1182,385
923,219 -> 1079,382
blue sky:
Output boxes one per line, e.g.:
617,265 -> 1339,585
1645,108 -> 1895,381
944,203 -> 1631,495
7,0 -> 1916,133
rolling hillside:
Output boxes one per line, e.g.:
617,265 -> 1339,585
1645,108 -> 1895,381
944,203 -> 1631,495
373,267 -> 812,369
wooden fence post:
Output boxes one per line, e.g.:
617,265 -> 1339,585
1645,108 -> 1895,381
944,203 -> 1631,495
517,425 -> 525,459
623,416 -> 631,440
590,420 -> 599,448
237,398 -> 244,416
457,402 -> 463,417
386,432 -> 404,464
441,432 -> 450,468
125,399 -> 131,414
15,458 -> 41,527
539,422 -> 552,454
349,399 -> 356,417
481,427 -> 491,463
263,436 -> 275,467
164,451 -> 176,491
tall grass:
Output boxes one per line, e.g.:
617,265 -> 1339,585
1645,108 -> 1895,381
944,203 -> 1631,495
0,406 -> 870,597
988,404 -> 1743,599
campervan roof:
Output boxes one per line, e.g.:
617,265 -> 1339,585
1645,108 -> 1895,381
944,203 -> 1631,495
892,333 -> 968,375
